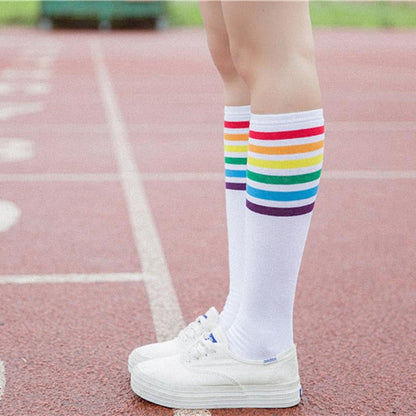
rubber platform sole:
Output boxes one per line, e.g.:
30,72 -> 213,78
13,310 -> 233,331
131,371 -> 301,409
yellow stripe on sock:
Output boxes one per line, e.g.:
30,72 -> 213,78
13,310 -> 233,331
224,145 -> 248,153
248,153 -> 323,169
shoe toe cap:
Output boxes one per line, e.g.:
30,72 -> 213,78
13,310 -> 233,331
128,339 -> 180,372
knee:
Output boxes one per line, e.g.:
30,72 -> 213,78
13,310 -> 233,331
206,33 -> 239,81
227,39 -> 253,84
228,37 -> 316,87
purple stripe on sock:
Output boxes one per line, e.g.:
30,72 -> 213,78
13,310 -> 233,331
226,183 -> 246,191
246,200 -> 315,216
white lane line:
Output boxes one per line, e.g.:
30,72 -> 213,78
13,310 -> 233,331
1,171 -> 415,183
142,172 -> 223,182
0,102 -> 43,121
326,121 -> 416,131
0,273 -> 150,285
0,173 -> 119,182
128,123 -> 221,134
0,138 -> 34,163
141,171 -> 416,181
0,199 -> 21,232
322,170 -> 416,179
0,120 -> 414,134
1,68 -> 51,80
90,39 -> 185,342
129,120 -> 416,132
0,124 -> 108,134
0,361 -> 4,401
174,410 -> 211,416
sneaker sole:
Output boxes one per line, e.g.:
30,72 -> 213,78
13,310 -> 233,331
128,353 -> 148,373
131,370 -> 301,409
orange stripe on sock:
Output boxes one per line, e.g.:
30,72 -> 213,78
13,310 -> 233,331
249,140 -> 324,155
224,133 -> 249,142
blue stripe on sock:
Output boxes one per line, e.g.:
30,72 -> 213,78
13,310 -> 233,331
246,184 -> 319,201
225,169 -> 247,178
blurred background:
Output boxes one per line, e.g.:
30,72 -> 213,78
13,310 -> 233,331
1,0 -> 416,30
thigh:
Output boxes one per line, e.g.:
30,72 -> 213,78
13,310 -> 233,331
220,1 -> 320,113
220,1 -> 314,58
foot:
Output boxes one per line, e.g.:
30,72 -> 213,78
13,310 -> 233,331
130,326 -> 301,409
128,307 -> 218,373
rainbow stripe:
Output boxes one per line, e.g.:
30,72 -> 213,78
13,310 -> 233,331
246,116 -> 324,217
224,113 -> 250,191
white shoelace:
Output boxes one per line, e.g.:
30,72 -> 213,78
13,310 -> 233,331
185,337 -> 217,362
177,314 -> 208,344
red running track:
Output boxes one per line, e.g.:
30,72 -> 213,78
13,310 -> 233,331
0,28 -> 415,416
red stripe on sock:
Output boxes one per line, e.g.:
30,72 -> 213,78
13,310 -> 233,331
224,121 -> 250,129
250,125 -> 324,140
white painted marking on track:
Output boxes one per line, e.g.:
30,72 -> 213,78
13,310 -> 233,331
90,39 -> 185,342
1,68 -> 51,80
142,170 -> 416,182
0,102 -> 43,121
174,410 -> 211,416
327,121 -> 416,131
0,200 -> 21,232
0,83 -> 13,95
0,361 -> 5,401
0,124 -> 107,134
322,170 -> 416,179
0,272 -> 152,285
25,83 -> 51,95
0,171 -> 415,184
0,173 -> 119,182
0,138 -> 34,163
142,172 -> 223,182
0,82 -> 51,96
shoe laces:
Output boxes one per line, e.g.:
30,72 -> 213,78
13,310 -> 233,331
185,337 -> 217,362
177,314 -> 208,343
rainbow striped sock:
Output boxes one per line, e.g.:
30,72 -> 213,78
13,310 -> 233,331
224,106 -> 250,191
219,105 -> 250,330
227,109 -> 325,360
246,109 -> 324,216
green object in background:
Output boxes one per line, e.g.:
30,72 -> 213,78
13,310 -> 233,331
39,1 -> 166,29
1,1 -> 416,29
165,1 -> 202,27
0,1 -> 40,26
310,1 -> 416,29
165,1 -> 416,29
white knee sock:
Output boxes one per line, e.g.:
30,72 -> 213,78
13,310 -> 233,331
219,105 -> 251,330
227,109 -> 325,359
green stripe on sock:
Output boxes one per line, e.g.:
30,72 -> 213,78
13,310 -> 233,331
247,169 -> 321,185
225,157 -> 247,165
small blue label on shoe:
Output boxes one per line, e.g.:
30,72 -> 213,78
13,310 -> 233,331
205,333 -> 217,343
263,356 -> 277,364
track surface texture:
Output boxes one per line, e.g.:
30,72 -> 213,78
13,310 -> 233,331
0,27 -> 415,416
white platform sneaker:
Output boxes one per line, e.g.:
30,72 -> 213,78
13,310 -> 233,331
131,326 -> 302,409
128,307 -> 219,373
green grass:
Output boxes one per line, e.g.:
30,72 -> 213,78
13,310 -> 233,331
310,1 -> 416,28
166,1 -> 416,29
1,1 -> 416,28
0,1 -> 40,26
165,1 -> 202,27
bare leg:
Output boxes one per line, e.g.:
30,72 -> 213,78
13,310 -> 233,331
199,1 -> 250,329
199,1 -> 250,106
220,1 -> 325,359
221,0 -> 321,113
